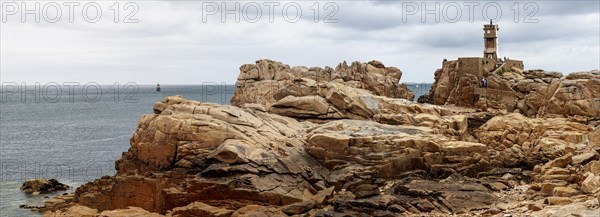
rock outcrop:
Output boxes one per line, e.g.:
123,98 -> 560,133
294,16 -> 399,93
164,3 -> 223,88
232,62 -> 467,138
517,70 -> 600,118
42,95 -> 491,216
306,119 -> 492,182
20,179 -> 69,195
426,63 -> 600,118
38,60 -> 600,216
231,59 -> 414,108
476,113 -> 593,164
74,96 -> 328,214
41,95 -> 598,216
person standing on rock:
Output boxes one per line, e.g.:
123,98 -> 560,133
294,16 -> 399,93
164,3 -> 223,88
481,77 -> 488,88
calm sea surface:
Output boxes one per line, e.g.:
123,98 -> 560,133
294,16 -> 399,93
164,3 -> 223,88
0,83 -> 430,216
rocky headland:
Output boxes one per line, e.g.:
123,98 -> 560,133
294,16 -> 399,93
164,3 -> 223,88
36,60 -> 599,216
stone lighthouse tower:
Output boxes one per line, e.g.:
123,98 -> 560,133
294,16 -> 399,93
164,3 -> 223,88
483,20 -> 499,60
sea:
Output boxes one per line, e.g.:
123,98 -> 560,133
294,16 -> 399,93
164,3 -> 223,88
0,83 -> 430,216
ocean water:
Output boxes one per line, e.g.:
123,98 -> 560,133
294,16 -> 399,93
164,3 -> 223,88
0,84 -> 235,217
0,83 -> 430,216
405,83 -> 433,100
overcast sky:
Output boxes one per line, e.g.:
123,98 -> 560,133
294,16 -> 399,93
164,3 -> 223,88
1,0 -> 599,84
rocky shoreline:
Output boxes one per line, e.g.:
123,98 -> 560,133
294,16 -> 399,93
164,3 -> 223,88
33,60 -> 599,216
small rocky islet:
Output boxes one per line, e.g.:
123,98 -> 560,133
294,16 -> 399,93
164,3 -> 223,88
20,178 -> 70,195
24,58 -> 599,217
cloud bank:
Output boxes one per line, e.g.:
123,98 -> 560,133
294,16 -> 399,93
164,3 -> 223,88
1,0 -> 598,84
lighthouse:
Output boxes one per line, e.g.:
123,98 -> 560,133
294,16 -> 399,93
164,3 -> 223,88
483,20 -> 499,60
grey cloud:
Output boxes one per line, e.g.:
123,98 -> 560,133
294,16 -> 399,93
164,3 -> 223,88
0,1 -> 598,84
334,1 -> 599,31
369,0 -> 598,16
